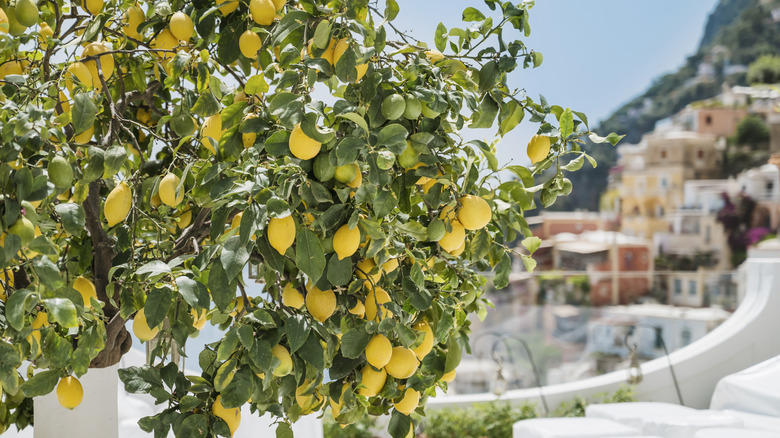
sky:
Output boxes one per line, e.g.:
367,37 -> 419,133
392,0 -> 721,166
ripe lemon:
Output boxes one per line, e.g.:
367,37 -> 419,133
133,308 -> 159,342
104,181 -> 132,227
249,0 -> 275,25
425,49 -> 444,62
216,0 -> 238,15
329,383 -> 348,420
458,195 -> 491,230
441,369 -> 456,383
447,241 -> 466,257
239,30 -> 262,59
366,334 -> 392,368
412,321 -> 434,360
212,395 -> 241,436
271,0 -> 285,10
0,8 -> 8,34
394,387 -> 420,415
527,134 -> 551,164
169,11 -> 193,41
152,29 -> 178,60
385,347 -> 419,380
347,164 -> 362,189
333,224 -> 360,260
308,38 -> 336,65
81,42 -> 114,88
201,114 -> 222,153
271,344 -> 293,376
438,208 -> 465,252
332,38 -> 348,65
39,21 -> 53,44
83,0 -> 103,15
73,277 -> 97,308
355,63 -> 368,82
295,381 -> 323,414
15,0 -> 37,28
65,62 -> 93,91
267,215 -> 295,254
358,364 -> 387,397
123,4 -> 145,39
305,285 -> 336,322
381,94 -> 406,120
289,123 -> 321,160
56,376 -> 83,410
73,125 -> 94,144
348,299 -> 365,317
356,259 -> 379,283
9,216 -> 34,246
158,173 -> 184,207
381,258 -> 399,274
282,283 -> 304,309
364,285 -> 391,321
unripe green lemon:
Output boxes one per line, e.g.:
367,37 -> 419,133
381,94 -> 406,120
403,96 -> 422,120
48,155 -> 74,188
376,151 -> 395,170
6,7 -> 28,36
334,164 -> 357,184
420,101 -> 441,118
398,144 -> 419,169
15,0 -> 38,28
9,216 -> 35,246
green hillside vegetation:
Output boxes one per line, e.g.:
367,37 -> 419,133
552,0 -> 780,211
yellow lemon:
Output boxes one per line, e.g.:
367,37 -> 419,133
56,376 -> 83,410
332,38 -> 348,65
239,30 -> 262,59
152,28 -> 178,60
347,164 -> 362,189
212,395 -> 241,436
411,321 -> 434,360
271,344 -> 293,376
73,125 -> 94,145
132,308 -> 159,342
201,114 -> 222,153
73,277 -> 97,308
527,134 -> 551,164
104,181 -> 132,227
438,220 -> 465,253
380,258 -> 399,274
65,62 -> 93,91
295,381 -> 323,414
356,259 -> 379,283
123,4 -> 145,39
425,49 -> 444,62
267,215 -> 295,254
84,0 -> 103,14
441,369 -> 456,383
394,387 -> 420,415
447,241 -> 466,257
169,11 -> 193,41
0,8 -> 8,34
81,42 -> 114,88
355,62 -> 368,82
458,195 -> 491,230
282,283 -> 304,309
158,173 -> 184,207
358,364 -> 386,397
364,285 -> 391,321
271,0 -> 285,10
385,347 -> 419,380
216,0 -> 238,15
191,308 -> 207,330
329,383 -> 348,420
348,299 -> 365,317
249,0 -> 276,25
306,285 -> 336,322
365,334 -> 392,368
333,224 -> 360,260
289,123 -> 321,160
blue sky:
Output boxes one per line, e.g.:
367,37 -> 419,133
393,0 -> 720,166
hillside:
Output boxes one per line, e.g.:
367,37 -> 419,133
553,0 -> 780,212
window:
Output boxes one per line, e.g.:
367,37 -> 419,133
674,279 -> 682,295
705,226 -> 711,244
689,280 -> 697,296
705,115 -> 712,125
661,150 -> 667,159
697,149 -> 704,159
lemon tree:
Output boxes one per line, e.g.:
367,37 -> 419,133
0,0 -> 621,436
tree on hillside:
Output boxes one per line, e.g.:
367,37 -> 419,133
0,0 -> 619,436
747,54 -> 780,84
735,114 -> 770,148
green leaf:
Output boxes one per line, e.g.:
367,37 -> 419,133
34,257 -> 63,289
20,370 -> 59,397
118,366 -> 163,394
340,326 -> 370,359
388,410 -> 413,437
269,93 -> 304,129
521,236 -> 542,254
333,137 -> 363,166
221,236 -> 250,283
144,287 -> 172,329
493,252 -> 511,289
521,254 -> 537,272
285,314 -> 309,354
6,289 -> 34,331
462,7 -> 486,21
208,262 -> 236,312
246,74 -> 269,96
72,93 -> 97,135
395,222 -> 427,241
220,368 -> 253,408
559,107 -> 574,139
191,91 -> 221,117
498,100 -> 524,137
327,254 -> 353,286
299,333 -> 325,370
376,124 -> 408,151
312,20 -> 331,49
444,334 -> 462,373
177,414 -> 209,438
434,23 -> 448,52
54,203 -> 86,236
276,423 -> 294,438
136,260 -> 171,279
295,227 -> 326,283
103,146 -> 127,178
214,357 -> 237,392
337,113 -> 369,134
43,298 -> 78,329
562,153 -> 585,172
470,94 -> 499,129
383,0 -> 399,23
0,341 -> 22,395
176,277 -> 210,310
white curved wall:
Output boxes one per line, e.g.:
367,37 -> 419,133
429,240 -> 780,411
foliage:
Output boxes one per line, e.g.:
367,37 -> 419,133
734,114 -> 770,148
716,193 -> 765,266
747,54 -> 780,84
323,408 -> 377,438
421,402 -> 537,438
0,0 -> 619,436
552,386 -> 636,418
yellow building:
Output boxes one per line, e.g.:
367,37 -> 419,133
615,131 -> 722,238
